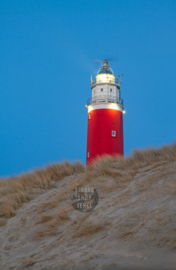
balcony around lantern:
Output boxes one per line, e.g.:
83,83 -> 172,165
87,95 -> 124,108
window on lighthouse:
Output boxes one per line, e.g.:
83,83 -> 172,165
89,113 -> 91,119
88,152 -> 90,158
101,88 -> 103,92
110,88 -> 112,92
112,131 -> 116,137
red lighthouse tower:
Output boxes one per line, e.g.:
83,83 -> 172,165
86,60 -> 124,165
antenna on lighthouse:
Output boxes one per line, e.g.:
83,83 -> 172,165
93,58 -> 118,74
121,74 -> 123,84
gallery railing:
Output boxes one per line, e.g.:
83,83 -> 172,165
87,95 -> 124,107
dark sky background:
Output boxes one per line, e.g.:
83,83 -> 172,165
0,0 -> 176,177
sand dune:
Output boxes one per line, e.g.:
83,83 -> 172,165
0,144 -> 176,269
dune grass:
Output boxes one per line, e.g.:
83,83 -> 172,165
0,142 -> 176,220
37,214 -> 52,224
76,223 -> 104,237
0,219 -> 6,226
84,142 -> 176,184
21,257 -> 34,267
36,209 -> 70,238
0,161 -> 85,218
168,181 -> 176,193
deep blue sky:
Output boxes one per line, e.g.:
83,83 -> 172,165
0,0 -> 176,177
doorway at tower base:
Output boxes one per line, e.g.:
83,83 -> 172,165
86,108 -> 124,166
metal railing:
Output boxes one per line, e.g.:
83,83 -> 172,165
91,79 -> 96,86
87,95 -> 124,107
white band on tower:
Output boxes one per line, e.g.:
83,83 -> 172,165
88,103 -> 123,113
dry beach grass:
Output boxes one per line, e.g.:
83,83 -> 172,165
0,161 -> 85,218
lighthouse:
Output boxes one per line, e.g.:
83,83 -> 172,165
86,60 -> 124,165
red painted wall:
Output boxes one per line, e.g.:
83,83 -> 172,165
86,108 -> 123,165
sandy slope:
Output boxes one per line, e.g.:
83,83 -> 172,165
1,161 -> 176,270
